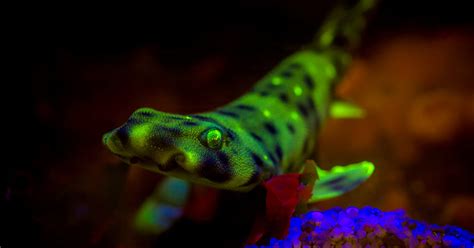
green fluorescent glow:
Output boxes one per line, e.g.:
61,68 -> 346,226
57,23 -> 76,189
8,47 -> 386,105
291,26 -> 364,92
103,50 -> 367,192
293,86 -> 303,96
324,64 -> 336,78
310,161 -> 375,203
206,129 -> 223,149
320,30 -> 334,47
131,125 -> 151,148
185,151 -> 198,165
271,77 -> 283,85
132,125 -> 150,137
364,161 -> 375,175
263,109 -> 272,118
330,101 -> 366,118
291,111 -> 300,120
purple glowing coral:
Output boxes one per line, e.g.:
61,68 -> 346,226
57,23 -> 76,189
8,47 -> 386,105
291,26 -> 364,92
247,206 -> 473,247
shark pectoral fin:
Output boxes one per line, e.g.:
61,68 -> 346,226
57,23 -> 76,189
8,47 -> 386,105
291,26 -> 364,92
329,100 -> 366,119
134,177 -> 191,234
308,160 -> 374,203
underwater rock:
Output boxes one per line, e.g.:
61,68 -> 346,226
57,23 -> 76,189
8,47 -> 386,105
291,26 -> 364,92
246,206 -> 473,247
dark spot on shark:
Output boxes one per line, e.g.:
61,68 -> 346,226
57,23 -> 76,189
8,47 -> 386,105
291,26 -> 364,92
250,132 -> 264,143
235,104 -> 256,111
281,70 -> 293,78
297,103 -> 309,118
278,93 -> 289,103
183,121 -> 199,126
264,122 -> 278,135
216,110 -> 239,118
275,144 -> 283,160
198,156 -> 232,183
148,133 -> 174,149
287,123 -> 295,134
223,128 -> 236,141
251,153 -> 264,168
304,74 -> 315,90
217,151 -> 230,165
116,126 -> 130,147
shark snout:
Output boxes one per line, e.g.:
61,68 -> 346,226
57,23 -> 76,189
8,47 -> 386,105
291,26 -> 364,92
102,122 -> 197,176
102,125 -> 134,159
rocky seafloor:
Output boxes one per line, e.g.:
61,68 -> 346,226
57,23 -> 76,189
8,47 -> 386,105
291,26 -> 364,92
246,206 -> 473,247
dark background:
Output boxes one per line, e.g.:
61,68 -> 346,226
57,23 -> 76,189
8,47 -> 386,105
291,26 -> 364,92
4,0 -> 473,247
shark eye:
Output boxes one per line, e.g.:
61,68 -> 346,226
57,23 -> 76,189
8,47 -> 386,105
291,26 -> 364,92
200,128 -> 223,150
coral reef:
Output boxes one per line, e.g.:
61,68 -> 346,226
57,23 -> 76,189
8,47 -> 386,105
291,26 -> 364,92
247,206 -> 473,247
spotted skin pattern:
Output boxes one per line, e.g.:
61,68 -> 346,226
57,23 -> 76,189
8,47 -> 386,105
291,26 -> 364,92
102,51 -> 343,191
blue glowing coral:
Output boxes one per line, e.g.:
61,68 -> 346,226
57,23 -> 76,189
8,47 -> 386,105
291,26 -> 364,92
247,206 -> 473,247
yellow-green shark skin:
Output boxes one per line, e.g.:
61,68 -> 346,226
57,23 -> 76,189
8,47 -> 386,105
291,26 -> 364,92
311,161 -> 374,203
103,51 -> 339,191
102,48 -> 362,191
102,0 -> 377,193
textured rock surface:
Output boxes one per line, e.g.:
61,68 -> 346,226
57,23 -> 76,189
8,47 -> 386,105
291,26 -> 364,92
247,206 -> 474,247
